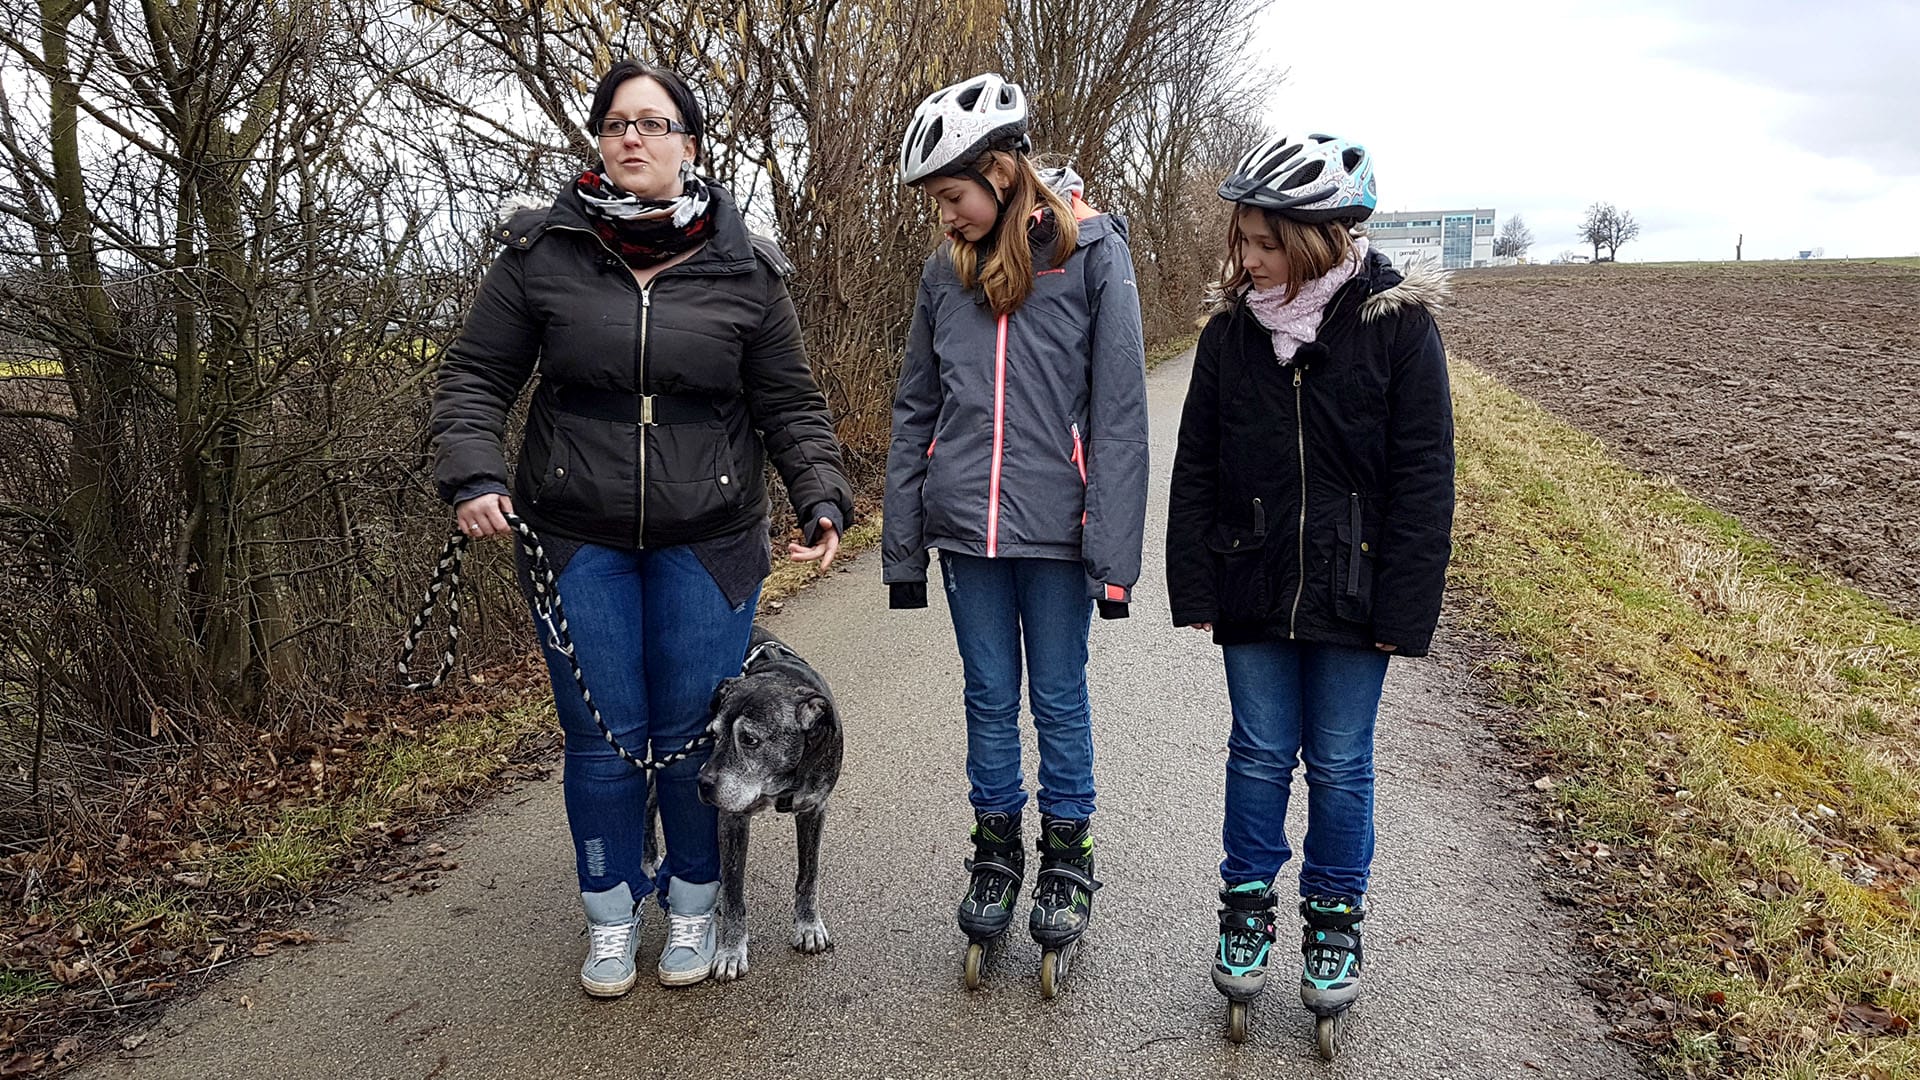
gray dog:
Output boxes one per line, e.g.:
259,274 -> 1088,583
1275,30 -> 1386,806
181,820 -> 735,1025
695,625 -> 844,981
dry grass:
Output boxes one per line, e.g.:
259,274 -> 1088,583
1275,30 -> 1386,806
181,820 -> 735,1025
1449,357 -> 1920,1077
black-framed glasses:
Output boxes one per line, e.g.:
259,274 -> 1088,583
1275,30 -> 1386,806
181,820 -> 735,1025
592,116 -> 688,138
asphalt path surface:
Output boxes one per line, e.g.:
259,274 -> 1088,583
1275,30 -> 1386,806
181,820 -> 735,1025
83,352 -> 1641,1080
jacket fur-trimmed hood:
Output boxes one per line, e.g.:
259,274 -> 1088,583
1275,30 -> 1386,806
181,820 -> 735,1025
1205,247 -> 1451,322
1359,252 -> 1450,323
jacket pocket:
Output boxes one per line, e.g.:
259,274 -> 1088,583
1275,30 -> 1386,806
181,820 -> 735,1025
1333,492 -> 1375,624
647,419 -> 738,533
1208,498 -> 1270,622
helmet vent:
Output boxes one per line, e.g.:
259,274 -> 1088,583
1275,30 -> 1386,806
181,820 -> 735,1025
1284,160 -> 1325,188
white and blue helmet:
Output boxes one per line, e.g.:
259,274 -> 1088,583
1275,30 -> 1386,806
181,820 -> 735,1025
899,73 -> 1031,186
1219,133 -> 1376,223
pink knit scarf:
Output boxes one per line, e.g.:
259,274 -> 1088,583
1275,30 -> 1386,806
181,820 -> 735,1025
1244,236 -> 1370,364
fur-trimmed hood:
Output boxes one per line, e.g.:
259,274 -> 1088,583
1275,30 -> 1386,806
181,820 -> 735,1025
1359,251 -> 1450,323
1206,248 -> 1451,322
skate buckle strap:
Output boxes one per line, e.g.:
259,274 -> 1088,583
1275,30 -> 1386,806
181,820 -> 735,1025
1221,909 -> 1273,934
1305,928 -> 1362,952
1035,864 -> 1101,893
965,855 -> 1023,881
1220,888 -> 1277,912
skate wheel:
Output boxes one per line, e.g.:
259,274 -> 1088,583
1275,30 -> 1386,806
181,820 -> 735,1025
1315,1015 -> 1340,1061
962,942 -> 986,990
1226,1000 -> 1249,1044
1039,950 -> 1060,999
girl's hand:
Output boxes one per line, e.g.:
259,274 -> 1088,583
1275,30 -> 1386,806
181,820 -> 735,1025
1375,642 -> 1398,653
788,519 -> 841,571
456,493 -> 514,540
1188,623 -> 1212,632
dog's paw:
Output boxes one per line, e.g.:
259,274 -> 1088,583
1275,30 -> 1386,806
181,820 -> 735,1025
712,935 -> 751,982
791,917 -> 832,954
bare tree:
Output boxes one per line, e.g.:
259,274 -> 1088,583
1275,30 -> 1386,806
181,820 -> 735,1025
0,0 -> 531,811
1494,214 -> 1533,259
1579,203 -> 1640,262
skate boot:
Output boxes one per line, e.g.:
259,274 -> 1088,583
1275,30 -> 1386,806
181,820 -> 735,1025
1213,880 -> 1278,1042
1300,895 -> 1365,1060
1028,815 -> 1100,999
957,810 -> 1024,989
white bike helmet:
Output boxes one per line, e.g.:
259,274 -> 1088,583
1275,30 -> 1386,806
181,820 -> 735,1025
898,73 -> 1031,186
1218,133 -> 1377,223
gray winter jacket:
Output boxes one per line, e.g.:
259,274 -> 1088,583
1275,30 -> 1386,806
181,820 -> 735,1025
882,195 -> 1149,613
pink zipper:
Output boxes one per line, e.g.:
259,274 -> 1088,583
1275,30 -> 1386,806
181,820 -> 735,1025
986,313 -> 1009,558
1070,422 -> 1088,526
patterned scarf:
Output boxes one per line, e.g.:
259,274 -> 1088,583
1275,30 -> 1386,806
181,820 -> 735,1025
574,161 -> 716,269
1244,236 -> 1371,364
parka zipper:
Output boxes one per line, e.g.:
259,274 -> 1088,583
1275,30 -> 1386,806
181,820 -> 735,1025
1289,365 -> 1307,638
986,312 -> 1009,558
548,224 -> 690,549
1346,491 -> 1364,596
638,286 -> 653,547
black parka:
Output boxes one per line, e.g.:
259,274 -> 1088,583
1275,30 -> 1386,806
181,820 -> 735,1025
1165,252 -> 1454,656
430,182 -> 853,550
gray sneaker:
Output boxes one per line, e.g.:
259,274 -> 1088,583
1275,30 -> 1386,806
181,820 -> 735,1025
579,883 -> 640,998
657,877 -> 719,987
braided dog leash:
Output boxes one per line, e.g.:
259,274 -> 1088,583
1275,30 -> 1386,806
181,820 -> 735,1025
398,513 -> 712,773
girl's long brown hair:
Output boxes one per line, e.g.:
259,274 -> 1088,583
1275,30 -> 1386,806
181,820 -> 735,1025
1213,207 -> 1360,304
946,150 -> 1079,315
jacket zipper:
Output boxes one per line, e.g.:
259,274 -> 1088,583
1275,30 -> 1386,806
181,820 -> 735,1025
1289,365 -> 1307,638
986,312 -> 1010,558
1252,496 -> 1266,538
1071,422 -> 1088,527
549,223 -> 660,548
1346,492 -> 1363,596
637,286 -> 653,547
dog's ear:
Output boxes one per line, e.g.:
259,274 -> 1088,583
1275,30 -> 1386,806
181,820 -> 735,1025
794,692 -> 832,732
707,676 -> 744,733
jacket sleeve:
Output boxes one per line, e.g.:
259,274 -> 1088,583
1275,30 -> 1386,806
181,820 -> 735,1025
430,247 -> 541,504
1080,235 -> 1149,607
1165,320 -> 1223,625
881,277 -> 940,603
743,273 -> 855,534
1371,312 -> 1456,656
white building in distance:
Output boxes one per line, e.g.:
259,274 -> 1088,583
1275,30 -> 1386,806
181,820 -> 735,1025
1367,209 -> 1496,269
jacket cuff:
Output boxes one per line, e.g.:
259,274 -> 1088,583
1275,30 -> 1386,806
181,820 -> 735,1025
802,502 -> 846,546
452,479 -> 511,507
889,582 -> 928,609
1096,599 -> 1129,621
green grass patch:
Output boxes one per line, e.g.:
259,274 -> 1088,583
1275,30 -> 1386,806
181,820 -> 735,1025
1450,357 -> 1920,1078
0,966 -> 60,1006
1146,333 -> 1198,371
212,701 -> 554,893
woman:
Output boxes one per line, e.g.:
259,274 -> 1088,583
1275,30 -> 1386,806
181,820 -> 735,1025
430,60 -> 853,997
882,73 -> 1149,994
1164,133 -> 1454,1053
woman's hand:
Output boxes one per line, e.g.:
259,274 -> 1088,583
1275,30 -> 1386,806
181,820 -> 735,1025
1375,642 -> 1398,653
788,519 -> 841,571
455,493 -> 515,540
1188,623 -> 1212,632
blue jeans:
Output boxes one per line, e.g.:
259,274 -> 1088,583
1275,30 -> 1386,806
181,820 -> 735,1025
1219,640 -> 1390,898
940,551 -> 1096,820
536,543 -> 758,899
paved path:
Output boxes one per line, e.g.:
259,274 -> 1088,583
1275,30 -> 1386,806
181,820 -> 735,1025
84,353 -> 1642,1079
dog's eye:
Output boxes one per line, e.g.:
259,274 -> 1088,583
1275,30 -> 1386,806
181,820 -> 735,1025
738,731 -> 761,749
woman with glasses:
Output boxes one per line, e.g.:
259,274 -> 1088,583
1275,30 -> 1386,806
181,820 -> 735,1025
430,60 -> 853,996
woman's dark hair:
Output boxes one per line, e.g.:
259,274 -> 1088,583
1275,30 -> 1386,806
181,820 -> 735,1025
587,60 -> 704,161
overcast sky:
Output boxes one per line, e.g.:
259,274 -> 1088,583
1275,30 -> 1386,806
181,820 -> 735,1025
1257,0 -> 1920,261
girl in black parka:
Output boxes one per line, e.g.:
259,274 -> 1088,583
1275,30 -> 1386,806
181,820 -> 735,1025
1164,133 -> 1454,1053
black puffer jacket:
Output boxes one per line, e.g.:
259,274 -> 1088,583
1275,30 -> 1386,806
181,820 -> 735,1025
1165,252 -> 1454,656
430,182 -> 853,549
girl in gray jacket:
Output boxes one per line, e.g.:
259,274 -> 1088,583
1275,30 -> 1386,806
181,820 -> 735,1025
883,73 -> 1149,995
